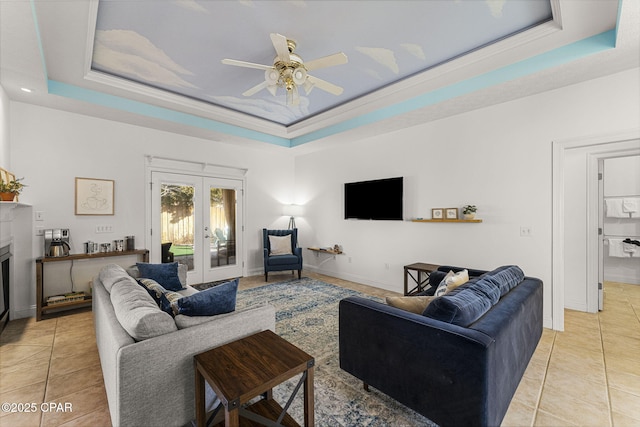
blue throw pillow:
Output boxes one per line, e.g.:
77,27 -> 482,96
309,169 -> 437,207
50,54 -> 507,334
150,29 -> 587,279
173,278 -> 238,316
136,262 -> 184,291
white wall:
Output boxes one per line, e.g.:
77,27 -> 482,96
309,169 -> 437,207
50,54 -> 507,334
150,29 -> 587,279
603,155 -> 640,284
10,102 -> 295,317
0,85 -> 9,169
295,68 -> 640,328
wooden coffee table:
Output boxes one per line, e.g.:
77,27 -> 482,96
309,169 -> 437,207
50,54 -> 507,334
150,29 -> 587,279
194,329 -> 315,427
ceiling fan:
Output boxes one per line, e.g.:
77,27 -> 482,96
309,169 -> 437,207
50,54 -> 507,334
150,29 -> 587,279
221,33 -> 348,106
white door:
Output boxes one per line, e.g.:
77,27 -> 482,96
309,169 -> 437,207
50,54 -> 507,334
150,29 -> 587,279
151,172 -> 243,285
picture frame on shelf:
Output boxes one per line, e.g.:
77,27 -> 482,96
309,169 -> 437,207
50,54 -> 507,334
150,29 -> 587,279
445,208 -> 458,219
75,177 -> 114,215
431,208 -> 444,219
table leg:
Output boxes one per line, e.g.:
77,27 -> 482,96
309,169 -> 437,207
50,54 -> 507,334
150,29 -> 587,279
403,267 -> 408,296
225,407 -> 239,427
303,365 -> 315,427
195,369 -> 205,427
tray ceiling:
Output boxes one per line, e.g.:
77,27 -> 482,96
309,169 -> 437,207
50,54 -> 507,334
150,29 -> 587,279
91,0 -> 552,126
1,0 -> 637,149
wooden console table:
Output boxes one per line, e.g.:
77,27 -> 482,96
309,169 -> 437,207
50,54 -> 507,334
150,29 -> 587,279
36,249 -> 149,321
404,262 -> 439,296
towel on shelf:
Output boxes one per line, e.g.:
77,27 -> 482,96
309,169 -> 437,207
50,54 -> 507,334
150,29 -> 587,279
605,198 -> 628,218
623,242 -> 640,257
622,197 -> 640,216
608,239 -> 630,257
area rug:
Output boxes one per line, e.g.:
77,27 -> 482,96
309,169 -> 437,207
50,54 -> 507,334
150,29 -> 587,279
232,277 -> 437,427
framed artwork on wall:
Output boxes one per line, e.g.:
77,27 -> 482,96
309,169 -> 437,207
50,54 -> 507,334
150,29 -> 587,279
75,177 -> 114,215
445,208 -> 459,219
432,208 -> 444,219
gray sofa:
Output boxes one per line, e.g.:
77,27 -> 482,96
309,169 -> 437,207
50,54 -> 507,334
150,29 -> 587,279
93,264 -> 276,427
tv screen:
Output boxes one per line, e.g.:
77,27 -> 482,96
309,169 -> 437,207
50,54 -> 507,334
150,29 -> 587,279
344,177 -> 403,220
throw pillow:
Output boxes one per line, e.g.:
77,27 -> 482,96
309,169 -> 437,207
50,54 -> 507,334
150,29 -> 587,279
386,295 -> 436,314
128,263 -> 188,288
136,262 -> 184,291
434,269 -> 469,296
171,278 -> 238,316
269,235 -> 293,255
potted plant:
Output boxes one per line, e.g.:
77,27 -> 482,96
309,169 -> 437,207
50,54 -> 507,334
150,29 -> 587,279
0,177 -> 26,201
462,204 -> 477,220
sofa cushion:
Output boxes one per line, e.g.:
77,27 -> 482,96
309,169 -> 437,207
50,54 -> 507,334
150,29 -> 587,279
99,264 -> 131,293
172,278 -> 238,316
136,262 -> 184,291
110,278 -> 178,341
423,265 -> 525,327
386,295 -> 436,314
267,254 -> 299,265
481,265 -> 524,296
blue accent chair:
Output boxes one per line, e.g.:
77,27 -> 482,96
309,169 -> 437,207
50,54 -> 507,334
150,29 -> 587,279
263,228 -> 303,281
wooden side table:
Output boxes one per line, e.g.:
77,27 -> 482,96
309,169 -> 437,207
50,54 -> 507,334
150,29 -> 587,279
403,263 -> 439,296
194,330 -> 315,427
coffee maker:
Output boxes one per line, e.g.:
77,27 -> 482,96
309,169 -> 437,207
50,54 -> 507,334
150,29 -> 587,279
44,229 -> 71,257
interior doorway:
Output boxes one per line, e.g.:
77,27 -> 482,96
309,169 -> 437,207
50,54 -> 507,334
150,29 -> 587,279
598,155 -> 640,310
552,130 -> 640,330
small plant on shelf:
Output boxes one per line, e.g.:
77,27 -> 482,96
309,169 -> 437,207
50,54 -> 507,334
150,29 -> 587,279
0,177 -> 26,201
462,205 -> 477,220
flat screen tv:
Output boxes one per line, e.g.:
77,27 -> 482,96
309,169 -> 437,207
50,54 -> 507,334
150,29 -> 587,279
344,177 -> 403,220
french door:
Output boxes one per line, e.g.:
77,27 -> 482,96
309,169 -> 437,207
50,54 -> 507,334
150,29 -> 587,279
151,172 -> 243,285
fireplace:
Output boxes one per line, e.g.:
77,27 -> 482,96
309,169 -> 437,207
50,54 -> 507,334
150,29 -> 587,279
0,244 -> 10,332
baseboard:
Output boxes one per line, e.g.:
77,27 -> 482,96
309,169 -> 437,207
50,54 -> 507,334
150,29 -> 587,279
11,305 -> 36,320
604,273 -> 640,285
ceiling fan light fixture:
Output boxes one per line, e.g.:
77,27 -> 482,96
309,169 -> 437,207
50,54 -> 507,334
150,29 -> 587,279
265,69 -> 279,85
292,67 -> 307,85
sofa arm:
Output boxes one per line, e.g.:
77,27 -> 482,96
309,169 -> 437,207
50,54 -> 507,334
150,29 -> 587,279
115,304 -> 276,427
339,297 -> 493,426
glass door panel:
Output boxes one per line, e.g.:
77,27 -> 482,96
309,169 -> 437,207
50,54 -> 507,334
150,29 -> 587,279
161,183 -> 195,271
203,178 -> 242,283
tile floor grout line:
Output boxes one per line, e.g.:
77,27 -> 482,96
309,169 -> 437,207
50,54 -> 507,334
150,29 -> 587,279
40,318 -> 57,427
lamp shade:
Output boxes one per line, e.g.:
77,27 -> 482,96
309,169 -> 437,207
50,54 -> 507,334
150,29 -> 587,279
283,204 -> 303,217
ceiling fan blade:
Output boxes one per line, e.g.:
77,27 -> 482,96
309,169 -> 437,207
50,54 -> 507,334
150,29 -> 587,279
221,59 -> 273,71
307,75 -> 343,96
304,52 -> 348,72
242,81 -> 268,97
270,33 -> 291,63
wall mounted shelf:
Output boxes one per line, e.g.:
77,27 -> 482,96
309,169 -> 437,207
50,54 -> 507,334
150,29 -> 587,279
411,219 -> 483,223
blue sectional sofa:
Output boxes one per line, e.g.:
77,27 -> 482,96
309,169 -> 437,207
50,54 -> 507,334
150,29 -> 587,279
339,265 -> 543,427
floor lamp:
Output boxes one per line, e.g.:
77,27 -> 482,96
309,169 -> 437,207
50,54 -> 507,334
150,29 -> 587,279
283,204 -> 303,230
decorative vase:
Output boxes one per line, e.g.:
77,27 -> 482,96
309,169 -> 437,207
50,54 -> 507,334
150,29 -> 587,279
0,192 -> 16,202
463,213 -> 475,220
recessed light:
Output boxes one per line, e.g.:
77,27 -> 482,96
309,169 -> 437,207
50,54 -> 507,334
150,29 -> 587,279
20,88 -> 32,93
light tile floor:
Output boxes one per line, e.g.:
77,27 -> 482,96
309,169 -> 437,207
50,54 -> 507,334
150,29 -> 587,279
0,273 -> 638,426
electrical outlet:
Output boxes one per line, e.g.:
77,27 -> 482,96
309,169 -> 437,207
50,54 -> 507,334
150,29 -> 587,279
95,225 -> 114,233
385,263 -> 390,270
35,226 -> 44,236
520,226 -> 532,237
35,211 -> 44,221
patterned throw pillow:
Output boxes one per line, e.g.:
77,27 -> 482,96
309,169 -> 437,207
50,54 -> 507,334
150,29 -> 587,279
434,269 -> 469,296
137,278 -> 176,315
